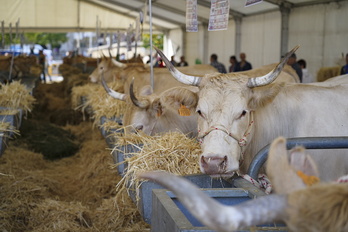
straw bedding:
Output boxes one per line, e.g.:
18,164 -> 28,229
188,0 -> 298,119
0,121 -> 149,232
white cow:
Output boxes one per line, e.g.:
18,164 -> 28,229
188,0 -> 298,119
155,45 -> 348,181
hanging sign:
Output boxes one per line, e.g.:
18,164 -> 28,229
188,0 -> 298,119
208,0 -> 230,31
245,0 -> 263,7
186,0 -> 198,32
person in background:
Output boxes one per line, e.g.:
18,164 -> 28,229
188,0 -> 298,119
340,53 -> 348,75
235,52 -> 252,72
170,56 -> 178,66
38,50 -> 46,83
229,55 -> 238,72
297,59 -> 314,83
177,56 -> 188,67
287,53 -> 303,82
210,54 -> 227,74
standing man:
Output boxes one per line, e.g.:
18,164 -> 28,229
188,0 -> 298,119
38,50 -> 46,83
287,53 -> 303,82
235,52 -> 252,72
210,54 -> 227,73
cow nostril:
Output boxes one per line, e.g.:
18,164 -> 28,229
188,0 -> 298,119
135,125 -> 143,131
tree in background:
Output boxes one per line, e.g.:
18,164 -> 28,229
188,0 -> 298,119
142,34 -> 163,50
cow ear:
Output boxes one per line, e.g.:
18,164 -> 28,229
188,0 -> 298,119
139,85 -> 153,96
247,83 -> 284,110
267,137 -> 307,194
160,87 -> 198,114
152,98 -> 163,117
289,147 -> 320,180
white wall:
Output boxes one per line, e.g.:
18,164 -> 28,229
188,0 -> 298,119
242,11 -> 282,69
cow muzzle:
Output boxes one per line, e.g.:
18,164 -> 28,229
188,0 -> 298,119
200,153 -> 239,177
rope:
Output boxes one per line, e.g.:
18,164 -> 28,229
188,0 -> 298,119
240,173 -> 272,194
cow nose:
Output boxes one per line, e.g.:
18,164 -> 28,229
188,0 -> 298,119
200,155 -> 227,175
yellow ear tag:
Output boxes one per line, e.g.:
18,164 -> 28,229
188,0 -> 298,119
178,104 -> 191,116
296,170 -> 320,186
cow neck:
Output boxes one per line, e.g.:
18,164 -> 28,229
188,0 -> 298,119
197,111 -> 255,163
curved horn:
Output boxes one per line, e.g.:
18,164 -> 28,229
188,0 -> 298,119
101,72 -> 126,101
129,78 -> 150,108
111,58 -> 127,68
153,46 -> 202,86
247,45 -> 300,88
139,171 -> 288,232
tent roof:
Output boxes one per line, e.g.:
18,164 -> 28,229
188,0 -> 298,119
0,0 -> 345,33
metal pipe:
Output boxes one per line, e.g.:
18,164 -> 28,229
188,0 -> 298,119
247,137 -> 348,180
149,0 -> 154,90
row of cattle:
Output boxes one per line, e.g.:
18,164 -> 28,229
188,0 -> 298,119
89,45 -> 348,182
88,47 -> 348,231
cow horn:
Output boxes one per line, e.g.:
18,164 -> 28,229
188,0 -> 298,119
130,78 -> 150,108
111,58 -> 127,68
153,46 -> 202,86
247,45 -> 300,88
139,171 -> 288,232
101,72 -> 126,101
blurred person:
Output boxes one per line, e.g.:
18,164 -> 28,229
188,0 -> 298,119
297,59 -> 314,83
170,55 -> 178,66
235,52 -> 252,72
210,53 -> 227,73
340,53 -> 348,75
229,55 -> 238,72
287,53 -> 303,82
177,56 -> 188,67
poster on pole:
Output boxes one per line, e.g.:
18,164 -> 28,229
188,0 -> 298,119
245,0 -> 263,7
186,0 -> 198,32
208,0 -> 230,31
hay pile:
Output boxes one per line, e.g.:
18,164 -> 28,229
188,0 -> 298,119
0,81 -> 36,112
316,66 -> 341,82
0,121 -> 149,231
71,82 -> 127,127
112,131 -> 201,200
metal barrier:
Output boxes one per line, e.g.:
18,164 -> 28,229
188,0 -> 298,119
247,136 -> 348,180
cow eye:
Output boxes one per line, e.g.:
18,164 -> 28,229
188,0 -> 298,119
240,110 -> 247,118
100,66 -> 103,70
196,109 -> 205,119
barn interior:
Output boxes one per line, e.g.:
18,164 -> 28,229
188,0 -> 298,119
1,0 -> 348,231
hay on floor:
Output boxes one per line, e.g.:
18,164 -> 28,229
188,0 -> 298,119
0,121 -> 149,232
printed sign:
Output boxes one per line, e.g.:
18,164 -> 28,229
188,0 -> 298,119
186,0 -> 198,32
208,0 -> 230,31
245,0 -> 263,7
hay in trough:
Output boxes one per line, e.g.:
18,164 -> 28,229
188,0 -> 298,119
0,81 -> 36,112
71,81 -> 127,125
0,121 -> 149,231
113,131 -> 201,201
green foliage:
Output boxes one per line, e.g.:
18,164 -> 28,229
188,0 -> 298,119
0,33 -> 67,48
142,34 -> 163,49
25,33 -> 67,48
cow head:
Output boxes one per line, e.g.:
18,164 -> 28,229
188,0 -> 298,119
155,46 -> 299,176
138,137 -> 333,232
89,57 -> 126,83
102,75 -> 198,137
